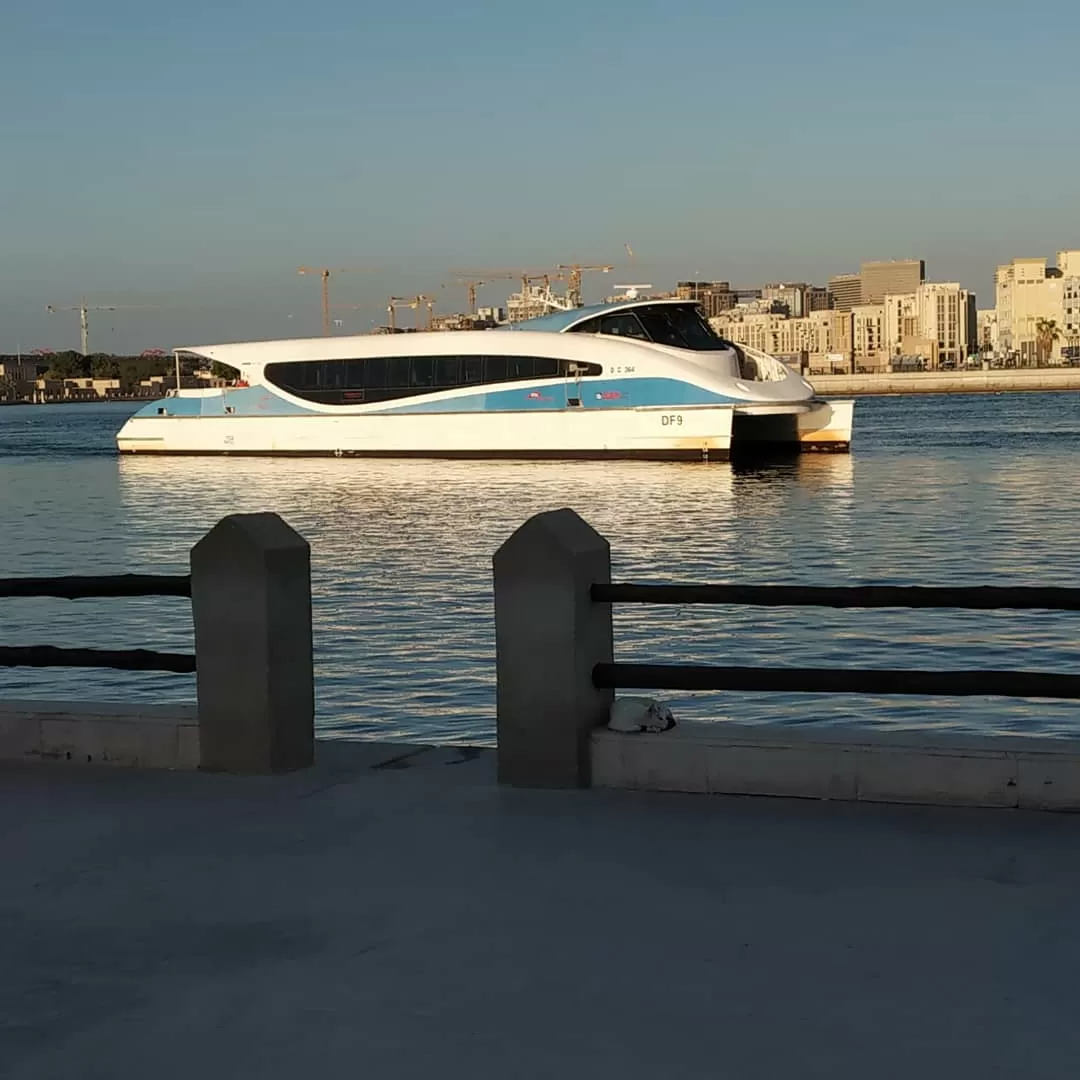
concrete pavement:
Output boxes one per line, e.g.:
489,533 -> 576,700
4,740 -> 1080,1079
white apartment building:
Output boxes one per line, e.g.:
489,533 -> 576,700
714,278 -> 978,371
995,251 -> 1080,363
882,283 -> 976,366
711,310 -> 851,370
851,304 -> 887,369
917,282 -> 976,367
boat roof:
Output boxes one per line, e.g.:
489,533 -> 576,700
502,297 -> 697,333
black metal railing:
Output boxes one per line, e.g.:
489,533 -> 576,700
590,582 -> 1080,702
0,575 -> 196,673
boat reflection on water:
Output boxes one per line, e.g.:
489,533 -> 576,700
113,453 -> 863,744
116,452 -> 856,572
107,447 -> 1080,743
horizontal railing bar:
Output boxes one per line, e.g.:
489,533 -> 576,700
594,663 -> 1080,700
0,574 -> 192,600
0,645 -> 196,673
592,583 -> 1080,611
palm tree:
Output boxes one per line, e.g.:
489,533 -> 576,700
1035,318 -> 1061,365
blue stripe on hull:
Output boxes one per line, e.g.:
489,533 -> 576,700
134,378 -> 738,419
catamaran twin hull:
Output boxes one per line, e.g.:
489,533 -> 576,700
116,300 -> 854,461
116,398 -> 852,460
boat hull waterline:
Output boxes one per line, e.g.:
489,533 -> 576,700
117,400 -> 853,460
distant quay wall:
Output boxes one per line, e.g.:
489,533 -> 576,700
812,367 -> 1080,396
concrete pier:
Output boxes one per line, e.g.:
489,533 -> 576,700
5,739 -> 1080,1079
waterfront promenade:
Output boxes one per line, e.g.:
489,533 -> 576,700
5,738 -> 1080,1079
811,365 -> 1080,395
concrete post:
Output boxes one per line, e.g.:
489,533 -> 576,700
190,513 -> 314,774
493,508 -> 613,788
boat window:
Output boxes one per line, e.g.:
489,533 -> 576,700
598,313 -> 648,340
435,356 -> 461,386
571,316 -> 602,334
484,356 -> 508,383
633,304 -> 729,351
386,356 -> 411,389
264,355 -> 601,405
363,356 -> 388,388
410,357 -> 435,387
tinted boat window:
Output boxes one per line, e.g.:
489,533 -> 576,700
363,356 -> 387,388
264,355 -> 602,406
599,313 -> 648,339
634,304 -> 727,351
569,303 -> 731,351
572,316 -> 602,334
483,356 -> 507,383
410,357 -> 435,387
436,356 -> 461,386
386,356 -> 410,389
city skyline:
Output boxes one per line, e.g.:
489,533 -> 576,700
2,249 -> 1069,357
3,0 -> 1079,352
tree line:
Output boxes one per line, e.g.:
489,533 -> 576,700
2,351 -> 236,390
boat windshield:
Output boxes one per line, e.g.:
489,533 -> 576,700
572,303 -> 732,352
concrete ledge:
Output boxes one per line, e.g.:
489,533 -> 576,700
810,367 -> 1080,396
591,720 -> 1080,811
0,701 -> 200,769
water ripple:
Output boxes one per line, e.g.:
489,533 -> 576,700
1,394 -> 1079,742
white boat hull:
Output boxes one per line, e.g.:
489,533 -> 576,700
117,404 -> 739,461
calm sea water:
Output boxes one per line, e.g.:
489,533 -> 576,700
2,394 -> 1079,742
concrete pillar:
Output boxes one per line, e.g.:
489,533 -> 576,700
493,508 -> 613,788
190,513 -> 314,774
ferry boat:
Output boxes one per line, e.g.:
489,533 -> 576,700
115,299 -> 853,460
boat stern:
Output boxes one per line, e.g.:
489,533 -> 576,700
797,398 -> 854,452
731,398 -> 854,455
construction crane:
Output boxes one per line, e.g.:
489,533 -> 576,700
447,274 -> 517,315
387,295 -> 434,333
45,302 -> 162,356
556,264 -> 615,307
45,301 -> 127,356
297,267 -> 377,336
451,269 -> 562,302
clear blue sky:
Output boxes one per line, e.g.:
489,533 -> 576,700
2,0 -> 1076,353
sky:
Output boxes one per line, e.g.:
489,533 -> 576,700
2,0 -> 1078,354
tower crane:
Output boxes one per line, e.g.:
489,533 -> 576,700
556,263 -> 615,307
387,295 -> 434,333
446,274 -> 517,315
45,301 -> 148,356
451,269 -> 563,303
297,267 -> 377,336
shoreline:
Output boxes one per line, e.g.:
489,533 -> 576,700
3,368 -> 1080,407
809,367 -> 1080,396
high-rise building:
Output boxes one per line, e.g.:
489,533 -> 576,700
860,259 -> 926,304
827,273 -> 862,312
806,286 -> 831,312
